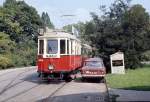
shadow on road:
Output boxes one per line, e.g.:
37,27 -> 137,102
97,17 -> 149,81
36,92 -> 109,102
74,78 -> 104,83
22,72 -> 64,84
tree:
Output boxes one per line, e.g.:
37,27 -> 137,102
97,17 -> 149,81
0,32 -> 15,54
84,0 -> 150,70
1,0 -> 43,43
0,32 -> 15,69
41,12 -> 54,29
0,6 -> 23,43
121,4 -> 150,68
63,22 -> 86,40
0,0 -> 44,68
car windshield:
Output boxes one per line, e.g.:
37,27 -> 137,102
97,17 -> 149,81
47,40 -> 58,54
85,61 -> 104,68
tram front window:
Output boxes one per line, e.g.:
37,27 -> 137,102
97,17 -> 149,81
47,40 -> 58,54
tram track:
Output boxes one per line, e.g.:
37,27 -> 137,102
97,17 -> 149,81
0,67 -> 109,102
0,67 -> 68,102
43,82 -> 68,102
1,84 -> 39,102
0,68 -> 35,95
1,81 -> 67,102
0,79 -> 108,102
0,68 -> 35,83
0,67 -> 35,77
0,70 -> 16,77
43,80 -> 109,102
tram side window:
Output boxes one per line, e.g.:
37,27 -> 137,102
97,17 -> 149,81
39,40 -> 44,54
67,40 -> 69,54
71,41 -> 73,54
47,40 -> 58,54
60,40 -> 66,54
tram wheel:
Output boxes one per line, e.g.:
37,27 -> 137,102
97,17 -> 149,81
64,74 -> 72,82
81,77 -> 86,82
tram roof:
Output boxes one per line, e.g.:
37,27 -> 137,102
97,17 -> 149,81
82,44 -> 92,50
38,30 -> 79,41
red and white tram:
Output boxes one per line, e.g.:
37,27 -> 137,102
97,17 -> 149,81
37,29 -> 91,81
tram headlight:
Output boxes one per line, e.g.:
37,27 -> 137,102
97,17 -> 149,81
48,65 -> 54,70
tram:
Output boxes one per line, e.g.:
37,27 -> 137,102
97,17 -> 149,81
37,28 -> 91,81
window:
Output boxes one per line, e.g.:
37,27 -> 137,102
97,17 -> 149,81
39,40 -> 44,54
60,40 -> 66,54
71,40 -> 73,54
47,40 -> 58,54
67,40 -> 69,54
85,61 -> 104,68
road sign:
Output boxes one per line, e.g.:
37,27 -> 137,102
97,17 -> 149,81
110,52 -> 125,74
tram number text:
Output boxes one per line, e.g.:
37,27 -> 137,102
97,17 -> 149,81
46,55 -> 57,58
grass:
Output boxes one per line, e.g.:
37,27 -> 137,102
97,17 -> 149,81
106,67 -> 150,91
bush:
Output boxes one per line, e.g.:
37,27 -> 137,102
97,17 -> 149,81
10,50 -> 37,67
141,51 -> 150,61
0,55 -> 14,69
10,41 -> 37,67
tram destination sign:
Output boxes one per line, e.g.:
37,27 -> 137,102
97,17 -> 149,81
44,54 -> 59,58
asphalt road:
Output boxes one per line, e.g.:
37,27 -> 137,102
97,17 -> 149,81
0,67 -> 108,102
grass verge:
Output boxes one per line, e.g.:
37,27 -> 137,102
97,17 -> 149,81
106,67 -> 150,91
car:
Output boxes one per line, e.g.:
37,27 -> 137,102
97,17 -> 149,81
80,57 -> 106,82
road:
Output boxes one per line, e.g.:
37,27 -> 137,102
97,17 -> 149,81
0,67 -> 108,102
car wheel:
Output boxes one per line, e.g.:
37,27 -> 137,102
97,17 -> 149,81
100,78 -> 105,83
65,77 -> 72,82
64,74 -> 72,82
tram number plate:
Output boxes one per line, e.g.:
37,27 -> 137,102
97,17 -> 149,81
46,55 -> 57,58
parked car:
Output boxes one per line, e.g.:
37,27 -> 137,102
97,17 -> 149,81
81,58 -> 106,82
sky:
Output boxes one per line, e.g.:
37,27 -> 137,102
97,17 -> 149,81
0,0 -> 150,28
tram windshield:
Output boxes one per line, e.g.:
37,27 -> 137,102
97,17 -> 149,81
47,40 -> 58,54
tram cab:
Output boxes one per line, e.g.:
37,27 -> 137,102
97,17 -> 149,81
37,28 -> 82,79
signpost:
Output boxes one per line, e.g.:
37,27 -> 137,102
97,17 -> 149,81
110,52 -> 125,74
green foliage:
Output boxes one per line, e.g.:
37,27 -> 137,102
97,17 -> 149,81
0,32 -> 15,69
83,0 -> 150,69
0,55 -> 14,69
83,21 -> 97,44
63,22 -> 85,35
11,49 -> 37,67
0,32 -> 15,54
63,22 -> 89,43
0,0 -> 46,69
141,51 -> 150,61
1,0 -> 43,43
11,40 -> 37,67
63,24 -> 72,33
106,67 -> 150,91
41,12 -> 54,29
